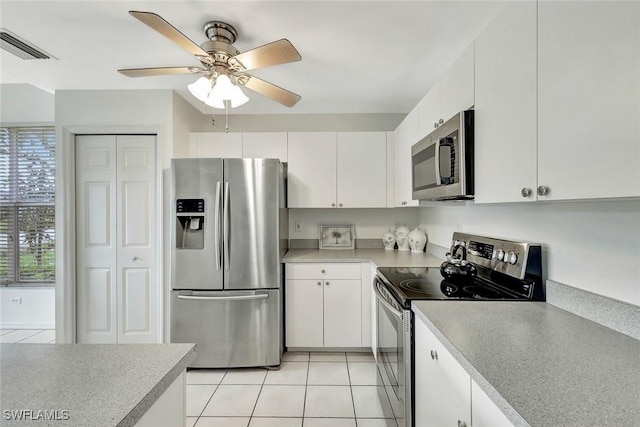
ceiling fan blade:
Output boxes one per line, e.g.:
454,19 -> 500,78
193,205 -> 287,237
231,39 -> 301,71
129,11 -> 211,60
239,74 -> 301,107
118,66 -> 205,78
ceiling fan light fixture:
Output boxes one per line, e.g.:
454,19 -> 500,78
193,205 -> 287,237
188,76 -> 212,102
230,85 -> 249,108
212,74 -> 235,100
204,92 -> 225,109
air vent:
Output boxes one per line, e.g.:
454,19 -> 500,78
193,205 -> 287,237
0,29 -> 55,60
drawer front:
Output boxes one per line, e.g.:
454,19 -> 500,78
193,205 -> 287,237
286,263 -> 362,280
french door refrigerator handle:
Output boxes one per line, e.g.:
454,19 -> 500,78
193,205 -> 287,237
178,294 -> 268,302
214,181 -> 222,270
224,181 -> 230,271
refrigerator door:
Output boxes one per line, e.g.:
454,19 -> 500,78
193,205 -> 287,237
223,159 -> 282,290
171,158 -> 224,290
171,290 -> 282,368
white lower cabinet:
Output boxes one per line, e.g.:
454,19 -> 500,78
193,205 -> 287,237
135,371 -> 186,427
415,316 -> 513,427
285,263 -> 362,348
471,380 -> 513,427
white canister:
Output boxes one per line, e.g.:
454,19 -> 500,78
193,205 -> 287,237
395,225 -> 411,251
409,228 -> 427,253
382,230 -> 396,250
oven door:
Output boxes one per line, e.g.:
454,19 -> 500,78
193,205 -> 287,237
374,276 -> 411,427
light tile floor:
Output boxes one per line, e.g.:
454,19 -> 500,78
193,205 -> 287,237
186,352 -> 398,427
0,329 -> 55,343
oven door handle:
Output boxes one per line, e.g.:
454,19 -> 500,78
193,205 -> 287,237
373,279 -> 403,319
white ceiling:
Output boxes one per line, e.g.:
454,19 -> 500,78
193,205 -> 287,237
0,1 -> 504,115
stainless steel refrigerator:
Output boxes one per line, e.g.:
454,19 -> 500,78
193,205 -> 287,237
170,158 -> 288,368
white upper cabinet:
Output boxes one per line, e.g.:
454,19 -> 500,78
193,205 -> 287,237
337,132 -> 387,208
537,1 -> 640,200
474,1 -> 538,203
418,44 -> 475,141
288,132 -> 337,208
242,132 -> 288,162
189,132 -> 243,158
394,108 -> 420,207
288,131 -> 388,208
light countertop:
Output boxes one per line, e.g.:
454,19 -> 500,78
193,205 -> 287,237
412,301 -> 640,427
0,343 -> 196,427
283,248 -> 443,268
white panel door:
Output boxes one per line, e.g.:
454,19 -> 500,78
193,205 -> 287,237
76,135 -> 118,343
116,135 -> 157,343
76,135 -> 158,344
538,1 -> 640,200
474,1 -> 538,203
191,132 -> 242,158
242,132 -> 288,162
337,132 -> 387,208
323,279 -> 361,347
285,279 -> 324,347
287,132 -> 337,208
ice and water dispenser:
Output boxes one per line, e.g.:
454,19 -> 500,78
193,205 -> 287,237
175,199 -> 205,249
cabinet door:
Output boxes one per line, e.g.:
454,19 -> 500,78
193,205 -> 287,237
538,1 -> 640,200
337,132 -> 387,208
288,132 -> 337,208
189,133 -> 242,158
323,279 -> 362,347
439,43 -> 475,121
242,132 -> 287,162
471,380 -> 513,427
285,279 -> 323,347
394,108 -> 420,207
417,82 -> 441,140
474,1 -> 538,203
415,317 -> 471,427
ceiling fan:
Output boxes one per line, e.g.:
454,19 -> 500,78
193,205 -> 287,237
118,11 -> 302,108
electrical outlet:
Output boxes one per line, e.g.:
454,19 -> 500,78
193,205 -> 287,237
10,297 -> 22,305
294,220 -> 303,232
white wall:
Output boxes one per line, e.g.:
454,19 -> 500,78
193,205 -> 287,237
290,208 -> 419,241
418,200 -> 640,306
0,83 -> 54,124
172,92 -> 203,158
0,287 -> 55,329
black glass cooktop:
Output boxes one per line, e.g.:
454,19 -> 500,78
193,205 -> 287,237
376,266 -> 528,309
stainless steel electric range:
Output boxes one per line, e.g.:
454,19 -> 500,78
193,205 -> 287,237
373,232 -> 545,427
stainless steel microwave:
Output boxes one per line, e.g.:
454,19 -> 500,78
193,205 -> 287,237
411,110 -> 474,201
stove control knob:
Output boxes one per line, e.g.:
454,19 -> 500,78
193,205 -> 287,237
497,249 -> 505,261
491,249 -> 498,260
508,252 -> 518,265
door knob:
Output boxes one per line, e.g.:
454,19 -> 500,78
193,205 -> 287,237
521,188 -> 532,198
132,256 -> 140,261
537,186 -> 549,196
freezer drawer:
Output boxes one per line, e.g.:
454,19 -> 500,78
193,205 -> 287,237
171,290 -> 282,368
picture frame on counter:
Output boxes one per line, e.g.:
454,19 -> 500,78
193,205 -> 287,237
319,224 -> 355,250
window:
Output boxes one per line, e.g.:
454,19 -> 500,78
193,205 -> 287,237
0,127 -> 55,285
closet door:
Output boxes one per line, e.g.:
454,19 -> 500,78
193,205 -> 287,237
76,135 -> 118,343
76,135 -> 157,343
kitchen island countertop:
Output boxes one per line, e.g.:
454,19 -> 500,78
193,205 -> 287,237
283,248 -> 443,268
412,301 -> 640,427
0,343 -> 196,427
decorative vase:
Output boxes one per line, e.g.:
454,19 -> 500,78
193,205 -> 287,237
382,229 -> 396,250
395,225 -> 410,251
409,228 -> 427,253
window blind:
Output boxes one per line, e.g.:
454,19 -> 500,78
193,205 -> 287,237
0,127 -> 55,285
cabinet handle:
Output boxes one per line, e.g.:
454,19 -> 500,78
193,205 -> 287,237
537,186 -> 549,196
331,203 -> 336,207
457,421 -> 468,427
434,122 -> 438,129
430,350 -> 438,360
325,281 -> 330,286
439,118 -> 444,125
339,203 -> 343,207
521,188 -> 532,198
321,269 -> 326,274
317,281 -> 322,286
132,256 -> 140,261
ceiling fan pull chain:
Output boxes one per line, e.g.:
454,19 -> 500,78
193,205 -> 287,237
211,107 -> 215,126
225,100 -> 229,133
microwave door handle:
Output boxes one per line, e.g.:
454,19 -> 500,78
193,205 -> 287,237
434,139 -> 442,185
